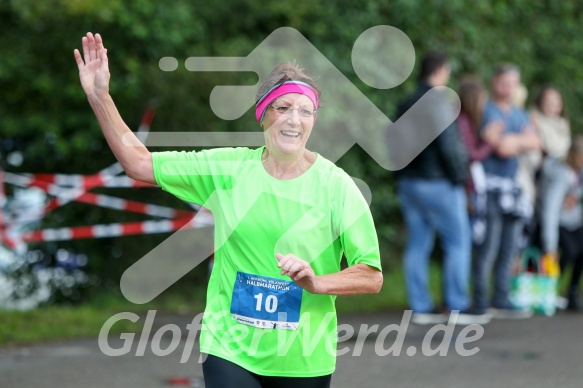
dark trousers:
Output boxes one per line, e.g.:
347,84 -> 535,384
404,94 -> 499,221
202,354 -> 332,388
472,194 -> 523,309
559,226 -> 583,292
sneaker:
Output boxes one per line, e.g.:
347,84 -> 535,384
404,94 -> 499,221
489,304 -> 533,319
411,310 -> 446,325
453,308 -> 492,325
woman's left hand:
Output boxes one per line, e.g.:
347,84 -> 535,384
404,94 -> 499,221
276,253 -> 322,294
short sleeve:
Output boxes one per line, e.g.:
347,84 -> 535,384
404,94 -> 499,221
480,101 -> 502,130
334,174 -> 382,271
152,147 -> 252,207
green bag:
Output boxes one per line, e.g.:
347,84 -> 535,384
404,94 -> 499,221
509,247 -> 558,316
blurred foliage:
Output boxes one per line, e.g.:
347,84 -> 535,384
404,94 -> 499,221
1,0 -> 582,301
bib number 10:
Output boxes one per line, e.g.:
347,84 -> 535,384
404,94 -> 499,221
254,293 -> 278,313
231,272 -> 302,330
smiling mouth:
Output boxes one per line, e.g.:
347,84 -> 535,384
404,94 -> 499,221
280,130 -> 300,138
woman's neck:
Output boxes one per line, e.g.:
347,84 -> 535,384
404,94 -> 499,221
262,148 -> 316,180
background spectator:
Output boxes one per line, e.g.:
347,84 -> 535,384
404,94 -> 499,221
538,136 -> 583,311
395,53 -> 487,325
472,64 -> 540,319
514,83 -> 542,221
531,86 -> 571,160
457,77 -> 503,245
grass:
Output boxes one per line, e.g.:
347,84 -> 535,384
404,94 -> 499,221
336,261 -> 442,313
0,283 -> 208,347
0,305 -> 142,346
0,262 -> 442,347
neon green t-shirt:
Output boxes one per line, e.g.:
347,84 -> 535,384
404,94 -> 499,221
152,146 -> 381,377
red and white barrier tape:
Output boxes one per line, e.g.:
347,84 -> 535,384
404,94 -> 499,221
21,218 -> 190,243
17,207 -> 213,243
71,192 -> 195,218
7,104 -> 156,225
0,105 -> 218,248
3,172 -> 154,192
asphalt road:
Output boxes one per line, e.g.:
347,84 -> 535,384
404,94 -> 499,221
1,310 -> 582,388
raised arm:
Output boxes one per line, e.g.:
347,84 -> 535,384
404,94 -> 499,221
74,32 -> 155,184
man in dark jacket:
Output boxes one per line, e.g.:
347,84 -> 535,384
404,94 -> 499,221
394,52 -> 489,325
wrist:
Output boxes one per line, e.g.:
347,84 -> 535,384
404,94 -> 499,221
87,90 -> 110,101
313,276 -> 327,295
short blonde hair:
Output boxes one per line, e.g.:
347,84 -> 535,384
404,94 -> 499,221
512,83 -> 528,108
256,62 -> 321,102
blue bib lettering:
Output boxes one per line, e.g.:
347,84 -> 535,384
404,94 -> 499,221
230,272 -> 303,330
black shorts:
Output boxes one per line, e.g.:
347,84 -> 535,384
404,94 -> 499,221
202,354 -> 332,388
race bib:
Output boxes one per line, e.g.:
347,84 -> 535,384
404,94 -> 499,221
230,272 -> 303,330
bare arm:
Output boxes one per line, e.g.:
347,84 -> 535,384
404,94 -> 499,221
87,93 -> 154,183
313,263 -> 383,295
492,130 -> 540,158
276,254 -> 383,295
492,133 -> 524,157
74,32 -> 154,184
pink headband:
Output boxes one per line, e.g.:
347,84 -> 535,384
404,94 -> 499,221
255,80 -> 319,123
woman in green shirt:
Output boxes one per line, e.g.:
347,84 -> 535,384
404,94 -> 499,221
75,32 -> 383,388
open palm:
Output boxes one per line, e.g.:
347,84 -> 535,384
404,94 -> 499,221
74,32 -> 110,96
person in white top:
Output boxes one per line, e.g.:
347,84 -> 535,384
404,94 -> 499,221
531,86 -> 571,160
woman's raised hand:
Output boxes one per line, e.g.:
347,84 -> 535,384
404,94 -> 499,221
74,32 -> 110,97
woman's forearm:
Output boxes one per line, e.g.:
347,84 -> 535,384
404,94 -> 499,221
316,264 -> 383,296
88,92 -> 154,183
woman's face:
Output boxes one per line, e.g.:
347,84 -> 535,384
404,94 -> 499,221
541,89 -> 563,117
261,93 -> 316,157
